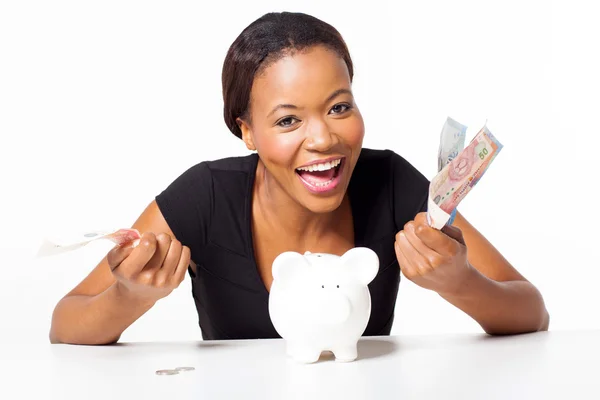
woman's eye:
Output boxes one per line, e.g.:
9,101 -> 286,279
277,117 -> 298,127
329,103 -> 351,114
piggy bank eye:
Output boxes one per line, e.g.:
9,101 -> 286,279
321,285 -> 324,288
337,285 -> 339,288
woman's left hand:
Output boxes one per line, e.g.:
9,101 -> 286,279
394,212 -> 475,296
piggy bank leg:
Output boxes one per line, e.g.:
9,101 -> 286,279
287,342 -> 322,364
332,344 -> 358,362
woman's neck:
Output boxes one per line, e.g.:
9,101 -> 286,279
253,158 -> 346,241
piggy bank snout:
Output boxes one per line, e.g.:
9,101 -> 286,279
314,291 -> 351,324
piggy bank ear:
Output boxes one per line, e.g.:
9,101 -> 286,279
339,247 -> 379,285
272,251 -> 310,284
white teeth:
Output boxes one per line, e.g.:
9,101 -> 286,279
314,178 -> 334,187
297,158 -> 341,172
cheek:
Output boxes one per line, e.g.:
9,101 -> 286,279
337,114 -> 365,147
253,130 -> 304,168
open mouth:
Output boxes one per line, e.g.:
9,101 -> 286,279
295,157 -> 345,194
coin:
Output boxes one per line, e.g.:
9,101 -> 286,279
155,369 -> 179,376
175,367 -> 195,372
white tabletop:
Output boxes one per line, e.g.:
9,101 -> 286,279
3,330 -> 599,400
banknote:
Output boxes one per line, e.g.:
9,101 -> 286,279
36,228 -> 141,258
427,123 -> 503,229
438,117 -> 467,172
436,117 -> 467,226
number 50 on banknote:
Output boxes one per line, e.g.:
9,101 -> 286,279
427,118 -> 503,230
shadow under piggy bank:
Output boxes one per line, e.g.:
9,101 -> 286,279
357,338 -> 399,360
314,338 -> 398,363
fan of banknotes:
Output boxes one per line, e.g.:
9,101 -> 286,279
427,117 -> 503,229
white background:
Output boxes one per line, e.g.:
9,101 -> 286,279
1,0 -> 598,344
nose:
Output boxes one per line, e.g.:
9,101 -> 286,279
304,118 -> 336,152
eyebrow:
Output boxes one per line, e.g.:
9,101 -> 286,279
267,88 -> 353,118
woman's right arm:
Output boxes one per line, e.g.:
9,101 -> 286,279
49,200 -> 191,345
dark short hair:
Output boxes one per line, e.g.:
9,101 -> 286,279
221,12 -> 354,139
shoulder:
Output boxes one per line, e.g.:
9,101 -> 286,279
355,147 -> 395,165
164,153 -> 257,191
354,148 -> 429,186
156,152 -> 257,212
202,152 -> 258,174
154,153 -> 257,253
155,153 -> 256,219
352,148 -> 430,231
178,152 -> 257,178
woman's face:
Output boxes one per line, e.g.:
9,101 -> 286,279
238,45 -> 365,214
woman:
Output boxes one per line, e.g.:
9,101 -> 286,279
49,12 -> 549,344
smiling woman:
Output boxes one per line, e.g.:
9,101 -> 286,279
49,11 -> 549,345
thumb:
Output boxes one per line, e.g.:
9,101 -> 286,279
441,224 -> 466,245
106,241 -> 137,270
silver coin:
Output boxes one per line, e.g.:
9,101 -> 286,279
175,366 -> 195,372
155,369 -> 179,376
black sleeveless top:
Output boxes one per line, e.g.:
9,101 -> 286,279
155,148 -> 429,340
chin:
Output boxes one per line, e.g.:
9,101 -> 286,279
300,194 -> 346,214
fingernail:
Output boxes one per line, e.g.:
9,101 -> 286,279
407,223 -> 415,232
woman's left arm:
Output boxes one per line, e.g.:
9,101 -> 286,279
395,211 -> 549,335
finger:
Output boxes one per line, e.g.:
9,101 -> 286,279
164,239 -> 183,274
441,224 -> 466,245
394,238 -> 415,276
106,244 -> 136,270
396,230 -> 430,275
171,246 -> 191,284
111,232 -> 157,274
414,212 -> 428,226
154,239 -> 183,284
404,222 -> 442,259
414,223 -> 461,256
142,233 -> 172,272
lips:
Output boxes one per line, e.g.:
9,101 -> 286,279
295,158 -> 345,194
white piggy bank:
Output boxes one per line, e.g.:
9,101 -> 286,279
268,247 -> 379,363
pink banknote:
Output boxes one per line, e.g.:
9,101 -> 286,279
36,228 -> 141,258
427,124 -> 503,229
97,229 -> 141,245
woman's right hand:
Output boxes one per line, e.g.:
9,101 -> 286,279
106,232 -> 191,304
